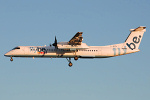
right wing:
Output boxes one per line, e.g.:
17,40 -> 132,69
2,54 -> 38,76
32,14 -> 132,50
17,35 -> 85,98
57,32 -> 89,50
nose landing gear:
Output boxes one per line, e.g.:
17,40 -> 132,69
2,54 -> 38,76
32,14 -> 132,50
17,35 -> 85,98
10,57 -> 13,62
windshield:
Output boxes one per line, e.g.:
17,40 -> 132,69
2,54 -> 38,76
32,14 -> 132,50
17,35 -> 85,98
12,47 -> 20,50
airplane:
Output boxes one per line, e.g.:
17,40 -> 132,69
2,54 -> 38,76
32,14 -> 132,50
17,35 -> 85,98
4,26 -> 146,67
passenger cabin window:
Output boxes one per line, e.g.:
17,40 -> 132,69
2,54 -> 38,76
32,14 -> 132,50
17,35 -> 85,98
12,47 -> 20,50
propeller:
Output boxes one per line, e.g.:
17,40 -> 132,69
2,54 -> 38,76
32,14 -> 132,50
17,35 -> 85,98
52,36 -> 58,48
49,43 -> 52,47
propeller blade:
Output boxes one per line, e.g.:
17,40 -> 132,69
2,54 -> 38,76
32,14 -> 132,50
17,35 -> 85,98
52,36 -> 57,47
55,36 -> 57,44
50,44 -> 52,47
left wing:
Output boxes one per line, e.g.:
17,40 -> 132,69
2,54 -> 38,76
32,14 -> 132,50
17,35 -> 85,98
68,32 -> 83,45
57,32 -> 89,50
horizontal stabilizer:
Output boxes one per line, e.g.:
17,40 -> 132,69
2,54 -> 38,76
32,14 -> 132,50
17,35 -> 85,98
130,26 -> 146,32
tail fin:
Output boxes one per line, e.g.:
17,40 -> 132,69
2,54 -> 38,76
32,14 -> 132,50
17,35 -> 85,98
125,26 -> 146,50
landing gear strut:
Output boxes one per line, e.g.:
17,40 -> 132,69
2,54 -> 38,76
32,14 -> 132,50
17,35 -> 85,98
74,50 -> 78,61
10,57 -> 13,62
66,58 -> 73,67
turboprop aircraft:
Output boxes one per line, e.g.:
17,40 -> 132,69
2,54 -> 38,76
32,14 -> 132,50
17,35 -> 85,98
4,26 -> 146,67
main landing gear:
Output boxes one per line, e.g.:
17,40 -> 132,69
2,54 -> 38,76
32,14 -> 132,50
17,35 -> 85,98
66,58 -> 73,67
74,50 -> 78,61
66,56 -> 79,67
10,57 -> 13,62
74,56 -> 78,60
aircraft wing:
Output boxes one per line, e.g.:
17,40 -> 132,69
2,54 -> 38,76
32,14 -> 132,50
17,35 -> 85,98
57,43 -> 89,50
56,32 -> 89,50
68,32 -> 83,45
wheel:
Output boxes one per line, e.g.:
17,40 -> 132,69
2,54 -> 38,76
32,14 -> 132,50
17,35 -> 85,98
74,56 -> 78,60
68,62 -> 73,67
10,57 -> 13,61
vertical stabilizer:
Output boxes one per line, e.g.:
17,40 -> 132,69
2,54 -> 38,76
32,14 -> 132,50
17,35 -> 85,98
125,26 -> 146,50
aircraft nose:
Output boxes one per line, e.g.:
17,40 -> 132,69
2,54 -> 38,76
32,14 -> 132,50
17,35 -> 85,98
4,52 -> 8,56
4,52 -> 11,57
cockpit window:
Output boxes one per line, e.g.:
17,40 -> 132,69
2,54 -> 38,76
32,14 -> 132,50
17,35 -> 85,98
12,47 -> 20,50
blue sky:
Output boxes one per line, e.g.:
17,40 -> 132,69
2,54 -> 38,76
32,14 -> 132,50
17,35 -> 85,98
1,0 -> 150,100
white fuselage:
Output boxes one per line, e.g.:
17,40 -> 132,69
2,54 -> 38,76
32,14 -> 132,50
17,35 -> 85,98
4,43 -> 139,58
4,26 -> 146,67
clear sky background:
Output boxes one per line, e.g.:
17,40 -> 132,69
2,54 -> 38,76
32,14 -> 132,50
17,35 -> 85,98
0,0 -> 150,100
